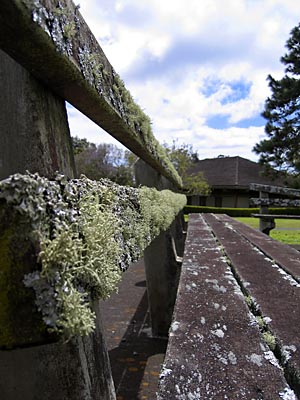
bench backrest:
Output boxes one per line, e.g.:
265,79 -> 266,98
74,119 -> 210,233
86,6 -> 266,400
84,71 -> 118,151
0,0 -> 181,188
250,183 -> 300,207
0,2 -> 186,399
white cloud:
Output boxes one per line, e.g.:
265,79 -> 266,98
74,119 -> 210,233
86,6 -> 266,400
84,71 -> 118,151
67,0 -> 300,162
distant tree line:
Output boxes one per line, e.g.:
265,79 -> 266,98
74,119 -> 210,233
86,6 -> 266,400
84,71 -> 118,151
72,137 -> 137,186
72,137 -> 210,194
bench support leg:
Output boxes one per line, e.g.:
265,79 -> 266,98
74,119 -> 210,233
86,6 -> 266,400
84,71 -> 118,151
0,49 -> 76,180
135,159 -> 185,337
260,217 -> 276,235
0,52 -> 116,399
144,217 -> 183,337
0,301 -> 116,400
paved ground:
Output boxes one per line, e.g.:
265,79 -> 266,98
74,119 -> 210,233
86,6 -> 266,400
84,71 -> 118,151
100,259 -> 167,400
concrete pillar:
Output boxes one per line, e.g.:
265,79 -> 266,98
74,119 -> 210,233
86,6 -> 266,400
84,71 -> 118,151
259,190 -> 275,235
135,159 -> 185,337
0,50 -> 76,180
135,158 -> 175,190
0,51 -> 116,399
0,301 -> 116,400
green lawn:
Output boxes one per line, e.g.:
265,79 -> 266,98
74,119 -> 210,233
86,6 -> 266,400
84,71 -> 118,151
235,217 -> 300,245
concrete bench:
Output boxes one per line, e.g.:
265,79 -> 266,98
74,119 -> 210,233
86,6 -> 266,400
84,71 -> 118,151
250,183 -> 300,234
0,1 -> 185,399
158,213 -> 300,399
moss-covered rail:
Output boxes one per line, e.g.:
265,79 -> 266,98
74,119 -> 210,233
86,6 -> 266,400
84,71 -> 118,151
0,172 -> 186,347
0,0 -> 181,187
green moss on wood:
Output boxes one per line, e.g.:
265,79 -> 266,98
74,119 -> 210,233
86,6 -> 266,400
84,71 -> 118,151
29,0 -> 182,188
0,173 -> 186,341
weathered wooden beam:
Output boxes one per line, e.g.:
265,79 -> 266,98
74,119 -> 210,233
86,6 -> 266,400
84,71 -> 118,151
0,49 -> 76,180
250,183 -> 300,198
0,0 -> 182,188
0,172 -> 186,347
251,198 -> 300,207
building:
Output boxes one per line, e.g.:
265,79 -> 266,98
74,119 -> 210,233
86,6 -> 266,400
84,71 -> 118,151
187,156 -> 286,208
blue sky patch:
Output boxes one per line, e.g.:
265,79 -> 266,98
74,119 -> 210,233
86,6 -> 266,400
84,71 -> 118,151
220,81 -> 252,105
206,114 -> 230,129
206,113 -> 266,129
200,79 -> 222,97
234,114 -> 266,128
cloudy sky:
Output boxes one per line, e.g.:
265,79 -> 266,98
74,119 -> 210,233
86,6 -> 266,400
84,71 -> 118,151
67,0 -> 300,161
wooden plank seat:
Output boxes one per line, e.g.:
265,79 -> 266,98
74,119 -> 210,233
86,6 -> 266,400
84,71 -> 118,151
252,214 -> 300,220
158,213 -> 300,399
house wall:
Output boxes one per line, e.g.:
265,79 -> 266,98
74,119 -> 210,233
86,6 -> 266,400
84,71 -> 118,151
188,190 -> 251,208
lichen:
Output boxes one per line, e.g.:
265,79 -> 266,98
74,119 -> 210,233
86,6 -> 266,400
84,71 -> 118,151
30,0 -> 182,187
262,331 -> 276,351
0,172 -> 186,339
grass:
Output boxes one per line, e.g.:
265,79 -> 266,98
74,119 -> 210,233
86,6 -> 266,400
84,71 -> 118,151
235,217 -> 300,245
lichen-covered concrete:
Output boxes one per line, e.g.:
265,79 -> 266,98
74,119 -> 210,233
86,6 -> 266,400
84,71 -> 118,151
206,213 -> 300,395
0,301 -> 116,400
0,173 -> 186,345
0,49 -> 76,180
158,214 -> 297,399
0,0 -> 181,187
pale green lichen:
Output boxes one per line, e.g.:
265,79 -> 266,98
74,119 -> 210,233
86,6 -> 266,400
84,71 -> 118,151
30,0 -> 182,187
262,331 -> 276,351
0,173 -> 186,339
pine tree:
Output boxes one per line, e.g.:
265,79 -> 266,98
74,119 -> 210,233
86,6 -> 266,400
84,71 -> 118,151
253,23 -> 300,177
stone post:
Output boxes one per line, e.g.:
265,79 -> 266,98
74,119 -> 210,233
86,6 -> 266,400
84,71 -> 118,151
0,50 -> 76,180
0,51 -> 116,399
135,159 -> 185,337
0,301 -> 115,400
259,190 -> 275,235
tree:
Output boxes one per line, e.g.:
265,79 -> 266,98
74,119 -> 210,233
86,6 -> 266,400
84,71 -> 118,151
253,23 -> 300,178
72,137 -> 136,185
164,141 -> 210,195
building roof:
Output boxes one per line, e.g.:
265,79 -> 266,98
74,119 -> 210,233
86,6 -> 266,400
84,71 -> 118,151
189,156 -> 285,189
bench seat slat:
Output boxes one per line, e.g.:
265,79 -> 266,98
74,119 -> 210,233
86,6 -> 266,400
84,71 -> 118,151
204,213 -> 300,395
158,214 -> 290,399
252,214 -> 300,219
222,214 -> 300,281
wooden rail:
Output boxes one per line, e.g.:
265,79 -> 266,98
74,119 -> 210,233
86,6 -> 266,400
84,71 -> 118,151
0,0 -> 181,187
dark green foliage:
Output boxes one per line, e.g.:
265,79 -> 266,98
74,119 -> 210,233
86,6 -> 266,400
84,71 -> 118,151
254,23 -> 300,180
72,137 -> 137,185
183,206 -> 300,217
164,141 -> 210,195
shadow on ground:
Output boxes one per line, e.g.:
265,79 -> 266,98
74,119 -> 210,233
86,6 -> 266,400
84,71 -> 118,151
100,260 -> 167,400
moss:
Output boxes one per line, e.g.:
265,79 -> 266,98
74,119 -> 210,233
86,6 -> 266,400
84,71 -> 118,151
256,316 -> 265,329
0,173 -> 186,340
262,331 -> 276,351
30,0 -> 182,187
244,295 -> 252,308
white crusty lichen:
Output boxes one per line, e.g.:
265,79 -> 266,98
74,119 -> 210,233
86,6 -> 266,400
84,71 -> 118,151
0,172 -> 186,339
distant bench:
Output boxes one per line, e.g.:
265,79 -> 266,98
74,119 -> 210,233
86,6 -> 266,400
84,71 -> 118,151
158,213 -> 300,399
250,183 -> 300,235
